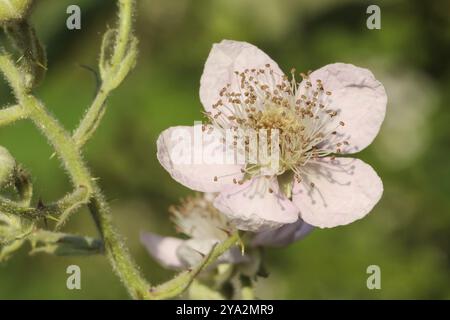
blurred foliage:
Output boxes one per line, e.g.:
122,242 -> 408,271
0,0 -> 449,299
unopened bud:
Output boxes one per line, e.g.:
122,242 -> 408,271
0,146 -> 15,187
4,20 -> 47,88
0,0 -> 34,23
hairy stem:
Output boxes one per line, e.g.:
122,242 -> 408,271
0,196 -> 38,218
0,52 -> 150,299
22,96 -> 94,202
23,96 -> 150,298
1,0 -> 239,300
72,84 -> 109,147
148,232 -> 240,300
0,105 -> 28,127
88,195 -> 151,299
112,0 -> 134,67
73,0 -> 136,147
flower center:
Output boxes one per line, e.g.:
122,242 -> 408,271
207,65 -> 347,183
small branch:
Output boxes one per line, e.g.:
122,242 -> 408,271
54,185 -> 90,229
148,232 -> 240,300
0,194 -> 82,222
111,0 -> 134,67
0,99 -> 136,285
0,196 -> 40,219
72,0 -> 137,148
0,54 -> 93,197
0,0 -> 188,301
0,105 -> 28,127
0,52 -> 28,97
2,19 -> 147,300
72,84 -> 109,148
88,195 -> 151,299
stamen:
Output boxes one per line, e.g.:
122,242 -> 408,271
205,66 -> 348,182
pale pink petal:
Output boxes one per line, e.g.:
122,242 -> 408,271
300,63 -> 387,153
140,232 -> 184,269
292,157 -> 383,228
200,40 -> 284,114
157,125 -> 244,192
251,220 -> 314,247
214,176 -> 299,232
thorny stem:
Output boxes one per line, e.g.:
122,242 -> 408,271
0,0 -> 240,300
0,195 -> 38,218
0,52 -> 150,299
148,232 -> 240,300
88,193 -> 152,299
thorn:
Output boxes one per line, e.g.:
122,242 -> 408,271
46,215 -> 59,222
36,61 -> 48,71
217,227 -> 231,236
36,198 -> 45,210
192,249 -> 206,258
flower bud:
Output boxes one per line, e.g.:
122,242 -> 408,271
0,212 -> 32,261
0,0 -> 34,23
0,212 -> 23,244
4,21 -> 47,88
0,146 -> 16,187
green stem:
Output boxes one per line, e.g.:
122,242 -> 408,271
72,83 -> 109,147
1,0 -> 238,301
112,0 -> 133,67
88,195 -> 151,299
23,97 -> 150,299
0,52 -> 150,299
73,0 -> 136,147
0,196 -> 38,218
0,105 -> 28,127
22,95 -> 93,189
148,232 -> 240,300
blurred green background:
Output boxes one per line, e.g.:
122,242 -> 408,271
1,0 -> 449,299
